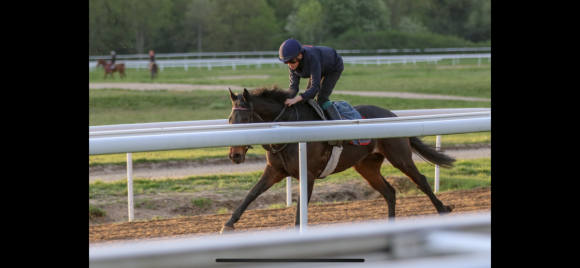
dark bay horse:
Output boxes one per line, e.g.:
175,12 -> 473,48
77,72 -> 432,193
221,86 -> 456,234
96,59 -> 126,79
149,62 -> 158,79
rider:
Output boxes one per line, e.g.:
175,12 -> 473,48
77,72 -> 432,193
110,51 -> 116,70
148,50 -> 155,70
279,39 -> 344,124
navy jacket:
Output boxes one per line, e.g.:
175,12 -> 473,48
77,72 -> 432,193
288,46 -> 343,100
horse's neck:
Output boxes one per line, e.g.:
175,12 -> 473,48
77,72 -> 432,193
256,102 -> 319,122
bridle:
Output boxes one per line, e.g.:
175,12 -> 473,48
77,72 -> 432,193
232,100 -> 299,153
232,100 -> 300,178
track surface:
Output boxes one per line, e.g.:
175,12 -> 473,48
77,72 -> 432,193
89,187 -> 490,244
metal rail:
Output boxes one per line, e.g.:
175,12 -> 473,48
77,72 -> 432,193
88,47 -> 491,60
88,108 -> 491,133
89,212 -> 491,268
88,53 -> 491,70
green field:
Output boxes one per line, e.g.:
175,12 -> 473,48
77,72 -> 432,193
89,61 -> 490,166
89,157 -> 491,199
89,59 -> 490,98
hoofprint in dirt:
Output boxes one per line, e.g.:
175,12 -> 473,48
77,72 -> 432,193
89,146 -> 491,182
88,83 -> 490,101
89,187 -> 490,243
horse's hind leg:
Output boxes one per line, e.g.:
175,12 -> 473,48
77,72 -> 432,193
380,138 -> 453,214
221,165 -> 285,233
353,153 -> 397,218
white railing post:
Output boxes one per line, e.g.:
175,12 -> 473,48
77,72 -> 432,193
286,176 -> 292,207
478,57 -> 481,66
127,153 -> 134,221
434,135 -> 441,193
299,142 -> 308,234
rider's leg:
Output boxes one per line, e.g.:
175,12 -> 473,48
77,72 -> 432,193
317,70 -> 343,145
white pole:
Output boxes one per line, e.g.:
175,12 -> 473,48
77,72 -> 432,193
127,153 -> 134,221
434,135 -> 441,193
299,142 -> 308,234
478,57 -> 481,66
286,176 -> 292,207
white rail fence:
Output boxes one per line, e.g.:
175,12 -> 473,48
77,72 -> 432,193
89,212 -> 491,268
88,47 -> 491,60
89,108 -> 491,231
88,53 -> 491,71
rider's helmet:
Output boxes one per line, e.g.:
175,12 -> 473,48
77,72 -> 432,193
278,38 -> 304,62
110,51 -> 115,55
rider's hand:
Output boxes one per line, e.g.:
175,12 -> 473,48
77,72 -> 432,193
284,95 -> 303,106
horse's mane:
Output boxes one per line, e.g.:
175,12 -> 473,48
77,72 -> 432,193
248,85 -> 291,104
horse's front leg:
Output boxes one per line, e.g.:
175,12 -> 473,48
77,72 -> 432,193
294,172 -> 316,229
220,165 -> 285,233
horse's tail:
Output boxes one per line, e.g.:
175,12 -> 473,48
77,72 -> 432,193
409,137 -> 456,169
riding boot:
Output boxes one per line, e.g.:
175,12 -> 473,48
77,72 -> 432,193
323,103 -> 343,146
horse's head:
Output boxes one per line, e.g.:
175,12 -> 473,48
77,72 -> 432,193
96,59 -> 105,67
228,88 -> 254,164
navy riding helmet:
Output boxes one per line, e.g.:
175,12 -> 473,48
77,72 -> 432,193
278,39 -> 304,62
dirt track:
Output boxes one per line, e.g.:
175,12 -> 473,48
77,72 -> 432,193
89,187 -> 490,244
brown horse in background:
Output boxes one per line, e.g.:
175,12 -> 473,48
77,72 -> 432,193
96,59 -> 126,79
221,86 -> 457,233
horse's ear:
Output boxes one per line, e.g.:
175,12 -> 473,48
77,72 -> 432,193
229,88 -> 237,103
242,88 -> 251,103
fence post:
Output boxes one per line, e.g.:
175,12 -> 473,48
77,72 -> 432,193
299,142 -> 308,234
434,135 -> 441,193
478,57 -> 481,66
232,63 -> 236,70
127,153 -> 134,222
287,176 -> 292,207
184,64 -> 188,71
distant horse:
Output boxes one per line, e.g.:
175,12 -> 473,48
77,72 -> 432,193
96,59 -> 126,80
149,62 -> 158,79
221,86 -> 456,233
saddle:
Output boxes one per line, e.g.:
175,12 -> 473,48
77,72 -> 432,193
306,99 -> 370,147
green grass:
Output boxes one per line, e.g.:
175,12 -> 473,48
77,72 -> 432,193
89,204 -> 106,220
89,59 -> 490,98
89,158 -> 490,198
191,198 -> 213,208
89,62 -> 490,166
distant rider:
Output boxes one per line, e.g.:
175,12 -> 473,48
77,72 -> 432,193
148,50 -> 156,70
110,51 -> 116,70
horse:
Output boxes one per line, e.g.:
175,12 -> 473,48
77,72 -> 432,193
221,86 -> 457,234
149,62 -> 158,79
96,59 -> 126,80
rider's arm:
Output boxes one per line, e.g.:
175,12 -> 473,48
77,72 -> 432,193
299,60 -> 321,101
288,70 -> 300,98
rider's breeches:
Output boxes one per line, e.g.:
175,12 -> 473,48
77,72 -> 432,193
306,70 -> 343,107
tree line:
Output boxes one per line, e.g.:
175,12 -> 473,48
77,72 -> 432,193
89,0 -> 491,56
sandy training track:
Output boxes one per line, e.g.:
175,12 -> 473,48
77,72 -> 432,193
88,83 -> 490,102
89,187 -> 490,244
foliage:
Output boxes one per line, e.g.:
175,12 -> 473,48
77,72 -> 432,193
325,30 -> 485,50
88,0 -> 490,55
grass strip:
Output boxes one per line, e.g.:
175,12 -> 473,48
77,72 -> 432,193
89,158 -> 490,199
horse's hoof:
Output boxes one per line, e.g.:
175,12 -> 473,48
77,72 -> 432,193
446,204 -> 455,212
220,225 -> 235,234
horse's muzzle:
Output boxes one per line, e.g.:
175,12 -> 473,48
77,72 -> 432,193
230,153 -> 244,164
